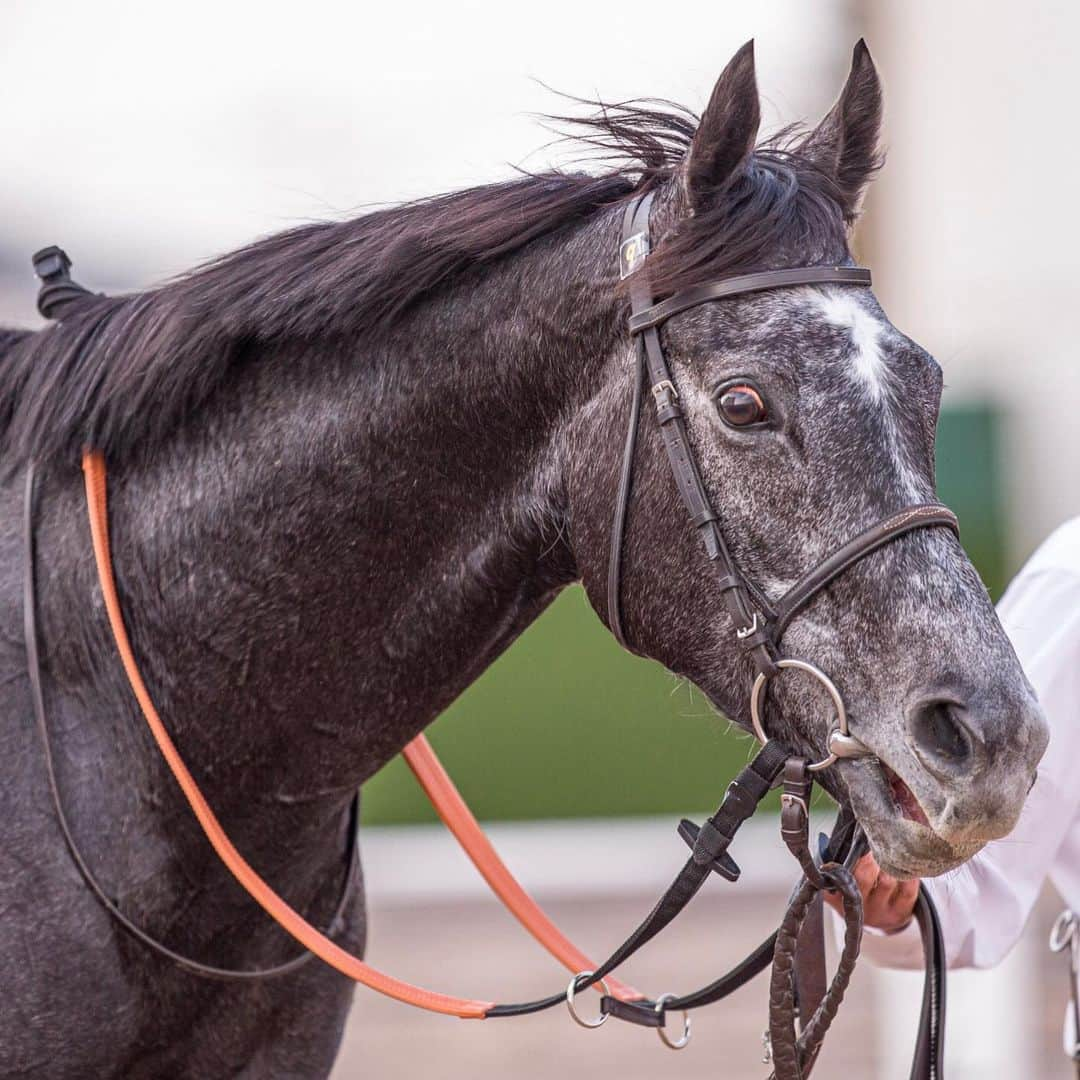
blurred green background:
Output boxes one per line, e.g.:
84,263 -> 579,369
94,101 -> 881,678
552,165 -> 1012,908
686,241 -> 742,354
363,403 -> 1006,825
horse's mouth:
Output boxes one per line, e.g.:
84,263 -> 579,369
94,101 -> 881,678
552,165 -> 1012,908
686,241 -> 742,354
841,755 -> 984,879
882,763 -> 930,827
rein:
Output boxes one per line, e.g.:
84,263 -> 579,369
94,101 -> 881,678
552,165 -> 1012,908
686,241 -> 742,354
27,228 -> 950,1076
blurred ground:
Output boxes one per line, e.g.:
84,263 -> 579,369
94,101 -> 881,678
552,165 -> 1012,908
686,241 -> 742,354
330,823 -> 1069,1079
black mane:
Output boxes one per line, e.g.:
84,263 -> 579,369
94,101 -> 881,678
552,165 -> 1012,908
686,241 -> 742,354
0,100 -> 848,467
0,327 -> 31,357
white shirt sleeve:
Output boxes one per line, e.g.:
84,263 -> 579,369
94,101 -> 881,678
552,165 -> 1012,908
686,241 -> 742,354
858,563 -> 1080,971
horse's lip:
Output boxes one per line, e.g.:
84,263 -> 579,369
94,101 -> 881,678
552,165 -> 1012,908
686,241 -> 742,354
839,753 -> 934,835
881,763 -> 931,827
842,757 -> 979,877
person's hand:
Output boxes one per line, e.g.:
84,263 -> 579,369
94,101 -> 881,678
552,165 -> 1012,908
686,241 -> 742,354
824,852 -> 919,933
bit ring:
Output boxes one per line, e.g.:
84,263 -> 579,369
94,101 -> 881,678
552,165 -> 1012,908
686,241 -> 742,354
750,658 -> 866,771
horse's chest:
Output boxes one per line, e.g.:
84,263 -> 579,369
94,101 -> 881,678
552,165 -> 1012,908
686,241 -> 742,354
0,800 -> 356,1079
0,772 -> 144,1076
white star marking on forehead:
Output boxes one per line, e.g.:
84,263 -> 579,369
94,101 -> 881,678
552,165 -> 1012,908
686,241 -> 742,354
811,288 -> 923,499
813,290 -> 895,404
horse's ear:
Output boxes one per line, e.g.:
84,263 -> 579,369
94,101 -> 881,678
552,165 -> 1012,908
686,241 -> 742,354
803,40 -> 884,221
675,40 -> 760,215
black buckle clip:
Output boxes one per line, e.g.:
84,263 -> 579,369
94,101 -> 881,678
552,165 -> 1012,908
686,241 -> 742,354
32,245 -> 72,283
601,995 -> 664,1028
677,819 -> 741,882
31,245 -> 98,320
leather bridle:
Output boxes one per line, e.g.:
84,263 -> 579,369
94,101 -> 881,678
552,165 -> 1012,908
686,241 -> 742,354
24,214 -> 955,1079
608,190 -> 958,769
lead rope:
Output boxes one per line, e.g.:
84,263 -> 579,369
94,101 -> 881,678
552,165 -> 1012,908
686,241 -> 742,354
767,760 -> 863,1079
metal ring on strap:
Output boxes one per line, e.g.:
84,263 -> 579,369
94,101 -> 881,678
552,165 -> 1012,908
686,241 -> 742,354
1050,909 -> 1078,953
565,971 -> 611,1029
654,993 -> 691,1050
750,658 -> 867,772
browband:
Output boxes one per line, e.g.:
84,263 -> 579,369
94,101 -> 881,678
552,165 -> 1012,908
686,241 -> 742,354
627,266 -> 872,334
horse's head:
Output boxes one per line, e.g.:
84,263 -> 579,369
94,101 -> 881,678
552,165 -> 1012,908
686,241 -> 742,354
569,41 -> 1047,878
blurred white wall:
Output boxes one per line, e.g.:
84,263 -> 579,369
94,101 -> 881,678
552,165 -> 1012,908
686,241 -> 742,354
0,0 -> 854,317
864,1 -> 1080,560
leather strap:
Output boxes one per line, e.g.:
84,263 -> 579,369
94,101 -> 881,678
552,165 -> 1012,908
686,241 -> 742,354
25,462 -> 358,980
610,192 -> 779,677
909,887 -> 946,1080
772,505 -> 960,639
628,267 -> 872,334
81,450 -> 495,1018
401,733 -> 642,1002
606,327 -> 645,649
490,740 -> 789,1018
768,764 -> 864,1080
768,865 -> 862,1080
794,892 -> 827,1035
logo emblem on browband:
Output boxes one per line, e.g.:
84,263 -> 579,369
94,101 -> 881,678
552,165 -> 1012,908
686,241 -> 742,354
619,231 -> 649,280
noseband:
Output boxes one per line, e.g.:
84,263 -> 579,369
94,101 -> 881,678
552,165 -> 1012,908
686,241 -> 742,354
607,190 -> 958,769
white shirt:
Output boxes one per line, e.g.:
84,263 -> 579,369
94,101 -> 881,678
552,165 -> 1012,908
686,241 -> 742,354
858,516 -> 1080,971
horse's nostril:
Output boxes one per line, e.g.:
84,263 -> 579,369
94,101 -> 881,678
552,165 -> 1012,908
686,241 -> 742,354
910,698 -> 973,768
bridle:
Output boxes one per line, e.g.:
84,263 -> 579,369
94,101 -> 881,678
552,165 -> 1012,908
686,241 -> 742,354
23,209 -> 955,1079
608,190 -> 958,770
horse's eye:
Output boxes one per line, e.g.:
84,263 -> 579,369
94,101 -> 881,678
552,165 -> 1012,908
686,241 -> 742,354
717,384 -> 767,428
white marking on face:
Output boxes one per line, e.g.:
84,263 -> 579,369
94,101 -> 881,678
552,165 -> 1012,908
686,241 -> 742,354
809,289 -> 924,500
814,291 -> 895,404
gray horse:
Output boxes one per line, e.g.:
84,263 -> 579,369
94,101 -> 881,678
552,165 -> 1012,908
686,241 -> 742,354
0,41 -> 1046,1078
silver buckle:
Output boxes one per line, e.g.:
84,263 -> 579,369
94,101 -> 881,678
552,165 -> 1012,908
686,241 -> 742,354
736,613 -> 762,640
651,379 -> 678,404
619,231 -> 649,279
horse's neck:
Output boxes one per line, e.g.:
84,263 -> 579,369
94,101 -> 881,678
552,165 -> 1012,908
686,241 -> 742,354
43,210 -> 623,822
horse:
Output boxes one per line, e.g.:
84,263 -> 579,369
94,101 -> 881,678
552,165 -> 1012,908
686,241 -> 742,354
0,40 -> 1047,1078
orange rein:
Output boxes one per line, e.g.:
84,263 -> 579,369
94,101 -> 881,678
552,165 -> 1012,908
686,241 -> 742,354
81,450 -> 641,1016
